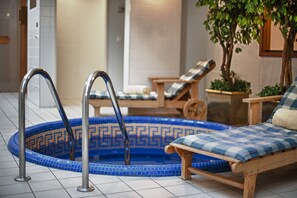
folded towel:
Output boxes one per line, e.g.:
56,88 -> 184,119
272,108 -> 297,131
124,85 -> 151,95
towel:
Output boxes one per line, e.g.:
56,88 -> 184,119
124,85 -> 151,95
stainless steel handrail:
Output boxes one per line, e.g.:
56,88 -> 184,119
77,70 -> 130,192
14,68 -> 75,182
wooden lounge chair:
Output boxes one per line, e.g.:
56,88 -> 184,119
89,59 -> 216,120
165,77 -> 297,198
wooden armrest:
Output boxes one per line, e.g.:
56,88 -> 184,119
243,95 -> 282,104
153,79 -> 198,83
150,78 -> 199,91
244,95 -> 282,125
0,36 -> 10,44
149,77 -> 179,81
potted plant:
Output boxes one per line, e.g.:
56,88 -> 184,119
196,0 -> 265,125
263,1 -> 297,89
257,84 -> 285,122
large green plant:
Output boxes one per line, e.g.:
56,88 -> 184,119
196,0 -> 265,91
263,1 -> 297,89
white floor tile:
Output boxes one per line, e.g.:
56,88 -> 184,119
96,181 -> 131,194
190,180 -> 228,193
152,176 -> 187,186
165,183 -> 203,196
207,189 -> 242,198
29,179 -> 63,192
52,169 -> 82,179
136,187 -> 175,198
278,190 -> 297,198
0,192 -> 35,198
89,174 -> 121,185
0,161 -> 18,169
179,193 -> 213,198
125,178 -> 160,190
26,165 -> 51,174
263,182 -> 297,194
34,189 -> 71,198
0,183 -> 31,196
59,177 -> 82,188
106,191 -> 141,198
0,154 -> 15,162
0,175 -> 18,186
27,171 -> 56,182
0,167 -> 19,177
256,194 -> 282,198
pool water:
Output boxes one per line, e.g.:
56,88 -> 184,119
36,136 -> 218,165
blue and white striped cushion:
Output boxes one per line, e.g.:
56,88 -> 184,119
172,122 -> 297,162
166,60 -> 215,98
268,76 -> 297,122
90,91 -> 158,100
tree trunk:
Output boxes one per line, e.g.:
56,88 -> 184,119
280,28 -> 296,89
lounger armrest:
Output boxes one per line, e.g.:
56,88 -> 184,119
243,95 -> 282,125
149,77 -> 179,81
150,78 -> 198,91
153,79 -> 198,83
149,77 -> 179,91
243,95 -> 282,104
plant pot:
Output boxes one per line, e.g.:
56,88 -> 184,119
205,89 -> 249,126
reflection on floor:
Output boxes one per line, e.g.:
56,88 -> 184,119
0,92 -> 297,198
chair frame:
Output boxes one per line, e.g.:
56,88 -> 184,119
89,61 -> 216,120
165,95 -> 297,198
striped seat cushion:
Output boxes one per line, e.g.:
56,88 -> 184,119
90,91 -> 159,100
172,122 -> 297,162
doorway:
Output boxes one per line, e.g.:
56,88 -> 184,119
0,0 -> 27,92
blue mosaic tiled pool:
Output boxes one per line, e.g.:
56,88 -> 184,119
8,116 -> 231,176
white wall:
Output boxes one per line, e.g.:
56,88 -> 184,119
107,0 -> 125,91
181,0 -> 208,99
27,0 -> 56,107
127,0 -> 182,86
57,0 -> 107,100
39,0 -> 56,106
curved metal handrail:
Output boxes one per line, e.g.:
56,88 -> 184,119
77,70 -> 130,192
14,68 -> 75,182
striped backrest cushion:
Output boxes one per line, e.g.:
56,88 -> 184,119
269,77 -> 297,121
166,59 -> 215,98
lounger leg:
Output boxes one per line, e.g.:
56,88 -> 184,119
243,173 -> 257,198
94,107 -> 101,117
180,151 -> 193,180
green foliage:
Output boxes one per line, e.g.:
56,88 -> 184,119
196,0 -> 265,90
263,1 -> 297,88
257,84 -> 285,97
196,0 -> 265,52
263,1 -> 297,38
210,77 -> 251,92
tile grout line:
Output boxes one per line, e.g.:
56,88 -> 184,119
117,176 -> 145,198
